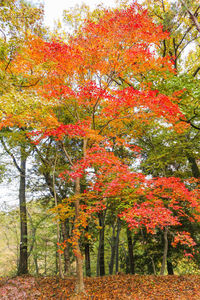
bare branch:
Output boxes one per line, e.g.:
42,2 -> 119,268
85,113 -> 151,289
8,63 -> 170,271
193,66 -> 200,77
179,0 -> 200,32
0,136 -> 21,173
60,141 -> 74,166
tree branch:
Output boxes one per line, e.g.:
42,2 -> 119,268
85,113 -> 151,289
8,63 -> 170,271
179,0 -> 200,32
0,136 -> 22,173
193,66 -> 200,77
60,141 -> 74,166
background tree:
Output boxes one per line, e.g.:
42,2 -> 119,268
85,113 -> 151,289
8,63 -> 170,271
0,0 -> 46,275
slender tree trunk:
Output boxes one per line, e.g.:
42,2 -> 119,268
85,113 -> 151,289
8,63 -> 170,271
18,147 -> 28,275
44,239 -> 47,275
115,219 -> 121,274
97,212 -> 106,276
167,240 -> 174,275
85,242 -> 91,277
160,227 -> 168,275
34,254 -> 39,276
167,260 -> 174,275
109,224 -> 116,275
0,139 -> 29,275
55,245 -> 58,275
16,241 -> 19,271
126,228 -> 135,274
43,166 -> 65,277
109,218 -> 121,274
61,220 -> 71,275
85,226 -> 91,277
33,240 -> 39,276
60,138 -> 86,292
150,257 -> 156,275
52,155 -> 64,279
74,177 -> 85,293
187,155 -> 200,178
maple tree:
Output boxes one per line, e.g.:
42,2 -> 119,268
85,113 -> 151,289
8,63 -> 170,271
0,0 -> 200,296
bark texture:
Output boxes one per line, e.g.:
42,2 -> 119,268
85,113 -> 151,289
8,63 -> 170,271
127,228 -> 135,274
160,227 -> 168,275
18,148 -> 28,275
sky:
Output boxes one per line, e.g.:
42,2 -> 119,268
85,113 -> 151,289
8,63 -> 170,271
35,0 -> 119,28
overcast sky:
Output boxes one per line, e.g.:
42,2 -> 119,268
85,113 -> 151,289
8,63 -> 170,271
35,0 -> 119,28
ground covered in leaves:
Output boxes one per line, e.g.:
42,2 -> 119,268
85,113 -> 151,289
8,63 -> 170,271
0,274 -> 200,299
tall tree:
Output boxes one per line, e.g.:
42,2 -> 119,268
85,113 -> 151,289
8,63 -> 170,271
22,2 -> 199,291
0,0 -> 45,275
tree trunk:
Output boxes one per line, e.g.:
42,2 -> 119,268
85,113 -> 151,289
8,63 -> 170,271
97,212 -> 106,276
74,177 -> 85,293
115,219 -> 121,274
109,218 -> 121,275
126,228 -> 135,274
109,223 -> 116,275
55,245 -> 58,275
61,220 -> 71,275
18,147 -> 28,275
160,227 -> 168,275
34,254 -> 39,276
167,260 -> 174,275
167,239 -> 174,275
52,155 -> 64,279
85,226 -> 91,277
33,240 -> 39,276
150,257 -> 156,275
44,239 -> 47,275
187,155 -> 200,178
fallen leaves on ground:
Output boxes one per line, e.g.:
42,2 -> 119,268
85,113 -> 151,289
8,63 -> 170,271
0,274 -> 200,299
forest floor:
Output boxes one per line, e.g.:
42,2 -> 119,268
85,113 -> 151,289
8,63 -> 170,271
0,274 -> 200,299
